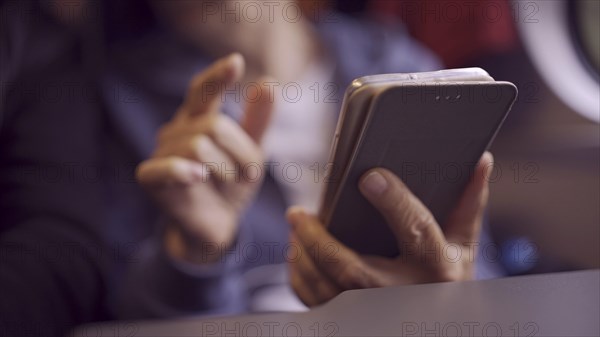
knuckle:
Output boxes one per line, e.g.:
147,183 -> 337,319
338,260 -> 370,289
189,135 -> 208,160
208,115 -> 226,139
404,211 -> 437,243
164,157 -> 187,177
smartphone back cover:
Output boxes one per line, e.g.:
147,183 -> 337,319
327,82 -> 517,257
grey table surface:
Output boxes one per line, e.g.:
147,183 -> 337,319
73,269 -> 600,337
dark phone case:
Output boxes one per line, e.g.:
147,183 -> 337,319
327,82 -> 518,257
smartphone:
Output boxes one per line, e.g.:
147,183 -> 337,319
319,68 -> 518,257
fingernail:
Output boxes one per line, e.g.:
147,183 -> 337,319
480,152 -> 495,181
227,53 -> 244,72
227,52 -> 243,66
286,206 -> 306,228
361,171 -> 388,197
224,53 -> 245,81
481,151 -> 494,166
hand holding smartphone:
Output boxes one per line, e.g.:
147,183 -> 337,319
319,68 -> 518,257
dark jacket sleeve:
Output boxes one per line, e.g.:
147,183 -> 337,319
0,2 -> 111,336
116,225 -> 252,319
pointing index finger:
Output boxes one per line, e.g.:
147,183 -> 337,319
183,53 -> 245,116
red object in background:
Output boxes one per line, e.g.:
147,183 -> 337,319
369,0 -> 518,67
